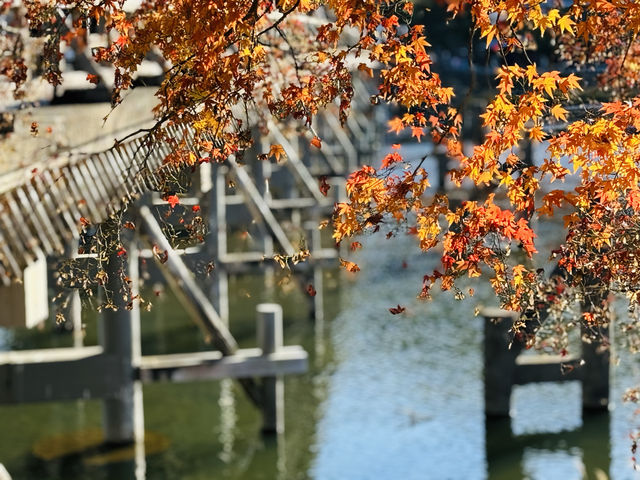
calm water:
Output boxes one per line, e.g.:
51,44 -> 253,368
1,232 -> 640,479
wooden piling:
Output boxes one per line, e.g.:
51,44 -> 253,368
483,307 -> 609,417
99,222 -> 136,444
581,327 -> 610,412
483,308 -> 521,417
257,303 -> 284,434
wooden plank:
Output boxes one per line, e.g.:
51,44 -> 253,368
0,230 -> 12,286
70,163 -> 102,221
40,169 -> 80,234
83,158 -> 111,214
117,143 -> 146,195
514,358 -> 582,385
4,194 -> 37,261
138,346 -> 307,383
0,208 -> 25,278
15,186 -> 58,254
227,156 -> 296,256
268,197 -> 317,209
266,122 -> 326,203
0,345 -> 103,363
122,139 -> 159,192
107,147 -> 135,203
219,251 -> 267,264
60,165 -> 92,221
92,152 -> 121,216
515,353 -> 580,366
0,347 -> 126,404
29,177 -> 69,250
111,147 -> 141,201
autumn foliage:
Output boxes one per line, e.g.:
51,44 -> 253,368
329,0 -> 640,338
3,0 -> 640,337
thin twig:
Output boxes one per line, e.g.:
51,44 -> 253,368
257,0 -> 301,37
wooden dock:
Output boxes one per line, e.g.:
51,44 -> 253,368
0,76 -> 379,446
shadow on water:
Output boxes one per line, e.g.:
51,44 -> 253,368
487,411 -> 611,480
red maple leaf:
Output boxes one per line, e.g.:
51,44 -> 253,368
389,305 -> 406,315
165,194 -> 180,208
310,136 -> 322,149
319,176 -> 330,196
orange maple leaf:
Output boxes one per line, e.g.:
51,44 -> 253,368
339,258 -> 360,272
165,194 -> 180,208
269,144 -> 286,162
388,117 -> 404,134
411,126 -> 425,142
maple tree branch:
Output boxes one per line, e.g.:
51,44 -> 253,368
275,25 -> 301,83
459,26 -> 477,129
257,0 -> 300,37
509,26 -> 533,66
241,0 -> 260,22
112,113 -> 171,147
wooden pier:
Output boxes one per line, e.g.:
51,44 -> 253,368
0,75 -> 378,455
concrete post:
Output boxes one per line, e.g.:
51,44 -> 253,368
257,303 -> 284,434
99,222 -> 135,444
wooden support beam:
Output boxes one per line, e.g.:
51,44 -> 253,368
268,197 -> 318,209
138,205 -> 238,353
0,346 -> 124,404
138,346 -> 307,383
483,309 -> 520,417
99,222 -> 136,444
0,463 -> 11,480
257,304 -> 285,434
514,354 -> 581,385
266,121 -> 327,203
0,250 -> 49,328
483,306 -> 610,417
226,157 -> 296,256
319,110 -> 358,173
138,205 -> 262,406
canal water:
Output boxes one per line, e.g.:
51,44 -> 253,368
1,231 -> 640,479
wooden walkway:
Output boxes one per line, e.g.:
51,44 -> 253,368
0,78 -> 378,284
0,122 -> 192,283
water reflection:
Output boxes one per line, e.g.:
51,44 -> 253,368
218,379 -> 237,464
312,234 -> 639,479
2,234 -> 640,478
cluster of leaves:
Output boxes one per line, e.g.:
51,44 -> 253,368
7,0 -> 640,344
1,1 -> 456,307
332,0 -> 640,339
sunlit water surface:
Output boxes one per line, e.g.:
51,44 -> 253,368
1,227 -> 640,479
